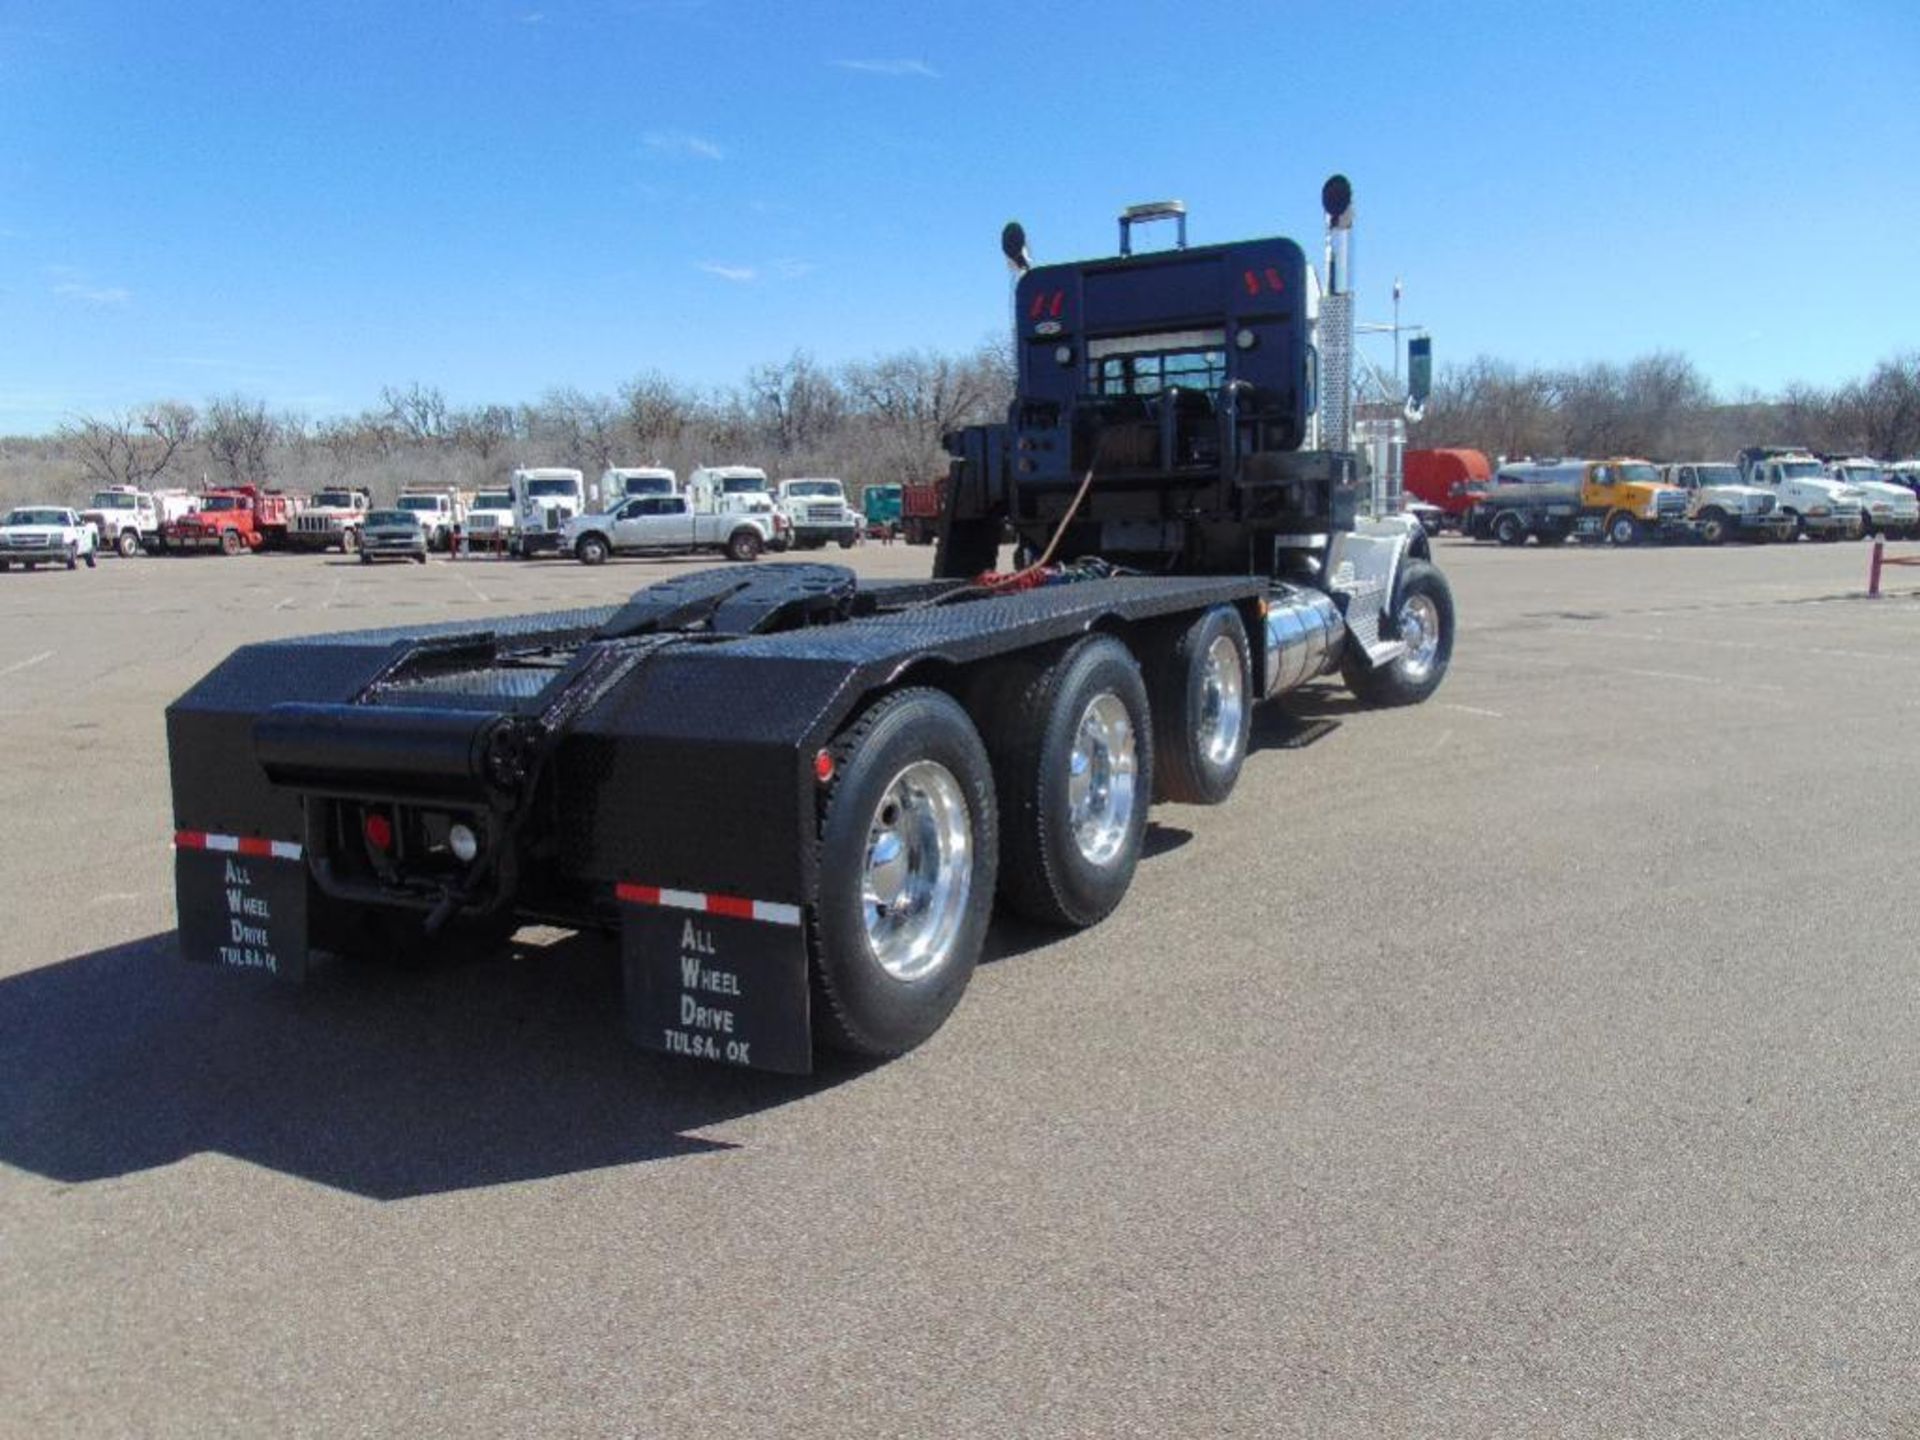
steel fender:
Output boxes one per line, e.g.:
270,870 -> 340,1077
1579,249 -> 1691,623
1328,520 -> 1416,667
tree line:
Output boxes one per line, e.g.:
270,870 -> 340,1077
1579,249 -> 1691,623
7,343 -> 1918,510
5,342 -> 1011,507
1420,350 -> 1920,464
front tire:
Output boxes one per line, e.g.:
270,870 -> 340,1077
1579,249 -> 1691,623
65,544 -> 78,571
837,534 -> 856,550
1607,513 -> 1641,546
1150,606 -> 1252,806
1492,511 -> 1526,547
575,533 -> 610,566
727,528 -> 763,562
220,528 -> 244,556
1342,558 -> 1455,707
979,634 -> 1153,929
810,688 -> 998,1059
115,529 -> 139,557
1696,508 -> 1729,546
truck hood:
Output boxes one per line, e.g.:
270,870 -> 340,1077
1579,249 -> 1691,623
1851,480 -> 1917,506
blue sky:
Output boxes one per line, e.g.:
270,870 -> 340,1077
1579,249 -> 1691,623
1,0 -> 1916,433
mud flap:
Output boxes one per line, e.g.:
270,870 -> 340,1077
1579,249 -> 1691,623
174,838 -> 310,982
620,892 -> 813,1074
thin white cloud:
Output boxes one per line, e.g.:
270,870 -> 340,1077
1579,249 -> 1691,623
833,58 -> 938,78
644,129 -> 724,160
53,281 -> 130,306
697,261 -> 757,283
520,10 -> 546,22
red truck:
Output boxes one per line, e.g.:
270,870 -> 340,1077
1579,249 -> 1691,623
1403,449 -> 1491,532
900,475 -> 946,545
161,486 -> 305,555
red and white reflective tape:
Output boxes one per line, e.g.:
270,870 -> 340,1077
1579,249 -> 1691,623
616,882 -> 801,928
174,830 -> 303,862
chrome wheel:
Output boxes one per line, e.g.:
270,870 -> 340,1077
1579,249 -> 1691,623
861,760 -> 972,982
1196,634 -> 1246,767
1398,593 -> 1443,682
1066,692 -> 1138,866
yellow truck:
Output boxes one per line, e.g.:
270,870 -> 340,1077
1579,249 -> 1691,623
1471,458 -> 1690,546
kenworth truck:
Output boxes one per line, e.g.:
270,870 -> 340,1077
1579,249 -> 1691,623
165,178 -> 1454,1074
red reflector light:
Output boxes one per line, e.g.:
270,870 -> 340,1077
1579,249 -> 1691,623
1242,269 -> 1260,297
1265,267 -> 1285,292
1028,292 -> 1046,320
1048,290 -> 1064,318
814,750 -> 836,784
363,812 -> 393,851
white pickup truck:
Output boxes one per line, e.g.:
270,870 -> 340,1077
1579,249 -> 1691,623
0,506 -> 99,570
561,493 -> 780,564
775,477 -> 860,549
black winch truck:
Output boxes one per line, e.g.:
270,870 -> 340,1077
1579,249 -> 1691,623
166,178 -> 1454,1073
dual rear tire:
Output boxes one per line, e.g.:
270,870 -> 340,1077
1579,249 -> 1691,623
811,617 -> 1255,1059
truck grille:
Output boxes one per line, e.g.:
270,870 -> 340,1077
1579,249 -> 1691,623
805,503 -> 843,523
294,514 -> 344,533
467,514 -> 499,532
3,533 -> 52,548
1655,492 -> 1686,517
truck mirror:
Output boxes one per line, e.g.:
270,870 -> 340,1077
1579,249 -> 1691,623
1001,222 -> 1030,273
1406,337 -> 1432,408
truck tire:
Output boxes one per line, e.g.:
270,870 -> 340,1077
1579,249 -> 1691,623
575,533 -> 610,566
1149,606 -> 1252,806
359,550 -> 372,564
727,528 -> 763,562
837,534 -> 856,550
84,550 -> 96,569
0,560 -> 9,571
115,529 -> 139,558
980,634 -> 1153,928
1696,508 -> 1729,545
1493,511 -> 1526,547
810,687 -> 998,1059
220,528 -> 244,556
1607,512 -> 1641,546
65,544 -> 78,571
341,528 -> 359,553
1342,558 -> 1455,707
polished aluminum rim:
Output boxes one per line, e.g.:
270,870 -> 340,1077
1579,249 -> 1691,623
1197,634 -> 1245,767
861,760 -> 972,982
1399,594 -> 1442,682
1067,692 -> 1137,866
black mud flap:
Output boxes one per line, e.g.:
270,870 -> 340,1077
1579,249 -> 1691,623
620,890 -> 812,1074
174,835 -> 310,982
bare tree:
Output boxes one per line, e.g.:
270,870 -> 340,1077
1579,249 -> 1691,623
528,387 -> 621,473
746,351 -> 846,455
59,403 -> 197,489
380,382 -> 451,445
448,404 -> 518,462
842,344 -> 1006,479
203,395 -> 278,487
620,371 -> 692,460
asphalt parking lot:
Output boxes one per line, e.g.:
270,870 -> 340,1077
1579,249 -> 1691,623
3,536 -> 1918,1438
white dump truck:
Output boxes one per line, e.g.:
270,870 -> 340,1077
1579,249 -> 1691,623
1823,458 -> 1919,539
288,487 -> 372,553
1656,464 -> 1793,544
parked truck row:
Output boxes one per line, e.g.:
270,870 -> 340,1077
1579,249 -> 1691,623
1406,447 -> 1920,547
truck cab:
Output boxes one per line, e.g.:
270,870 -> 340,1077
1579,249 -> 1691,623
510,468 -> 587,556
599,467 -> 678,508
1657,463 -> 1792,544
396,489 -> 466,552
775,477 -> 858,549
79,486 -> 160,556
290,487 -> 372,553
1823,457 -> 1918,538
862,483 -> 903,538
464,489 -> 517,549
1736,449 -> 1863,539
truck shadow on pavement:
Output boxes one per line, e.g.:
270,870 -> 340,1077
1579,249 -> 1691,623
0,930 -> 856,1201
